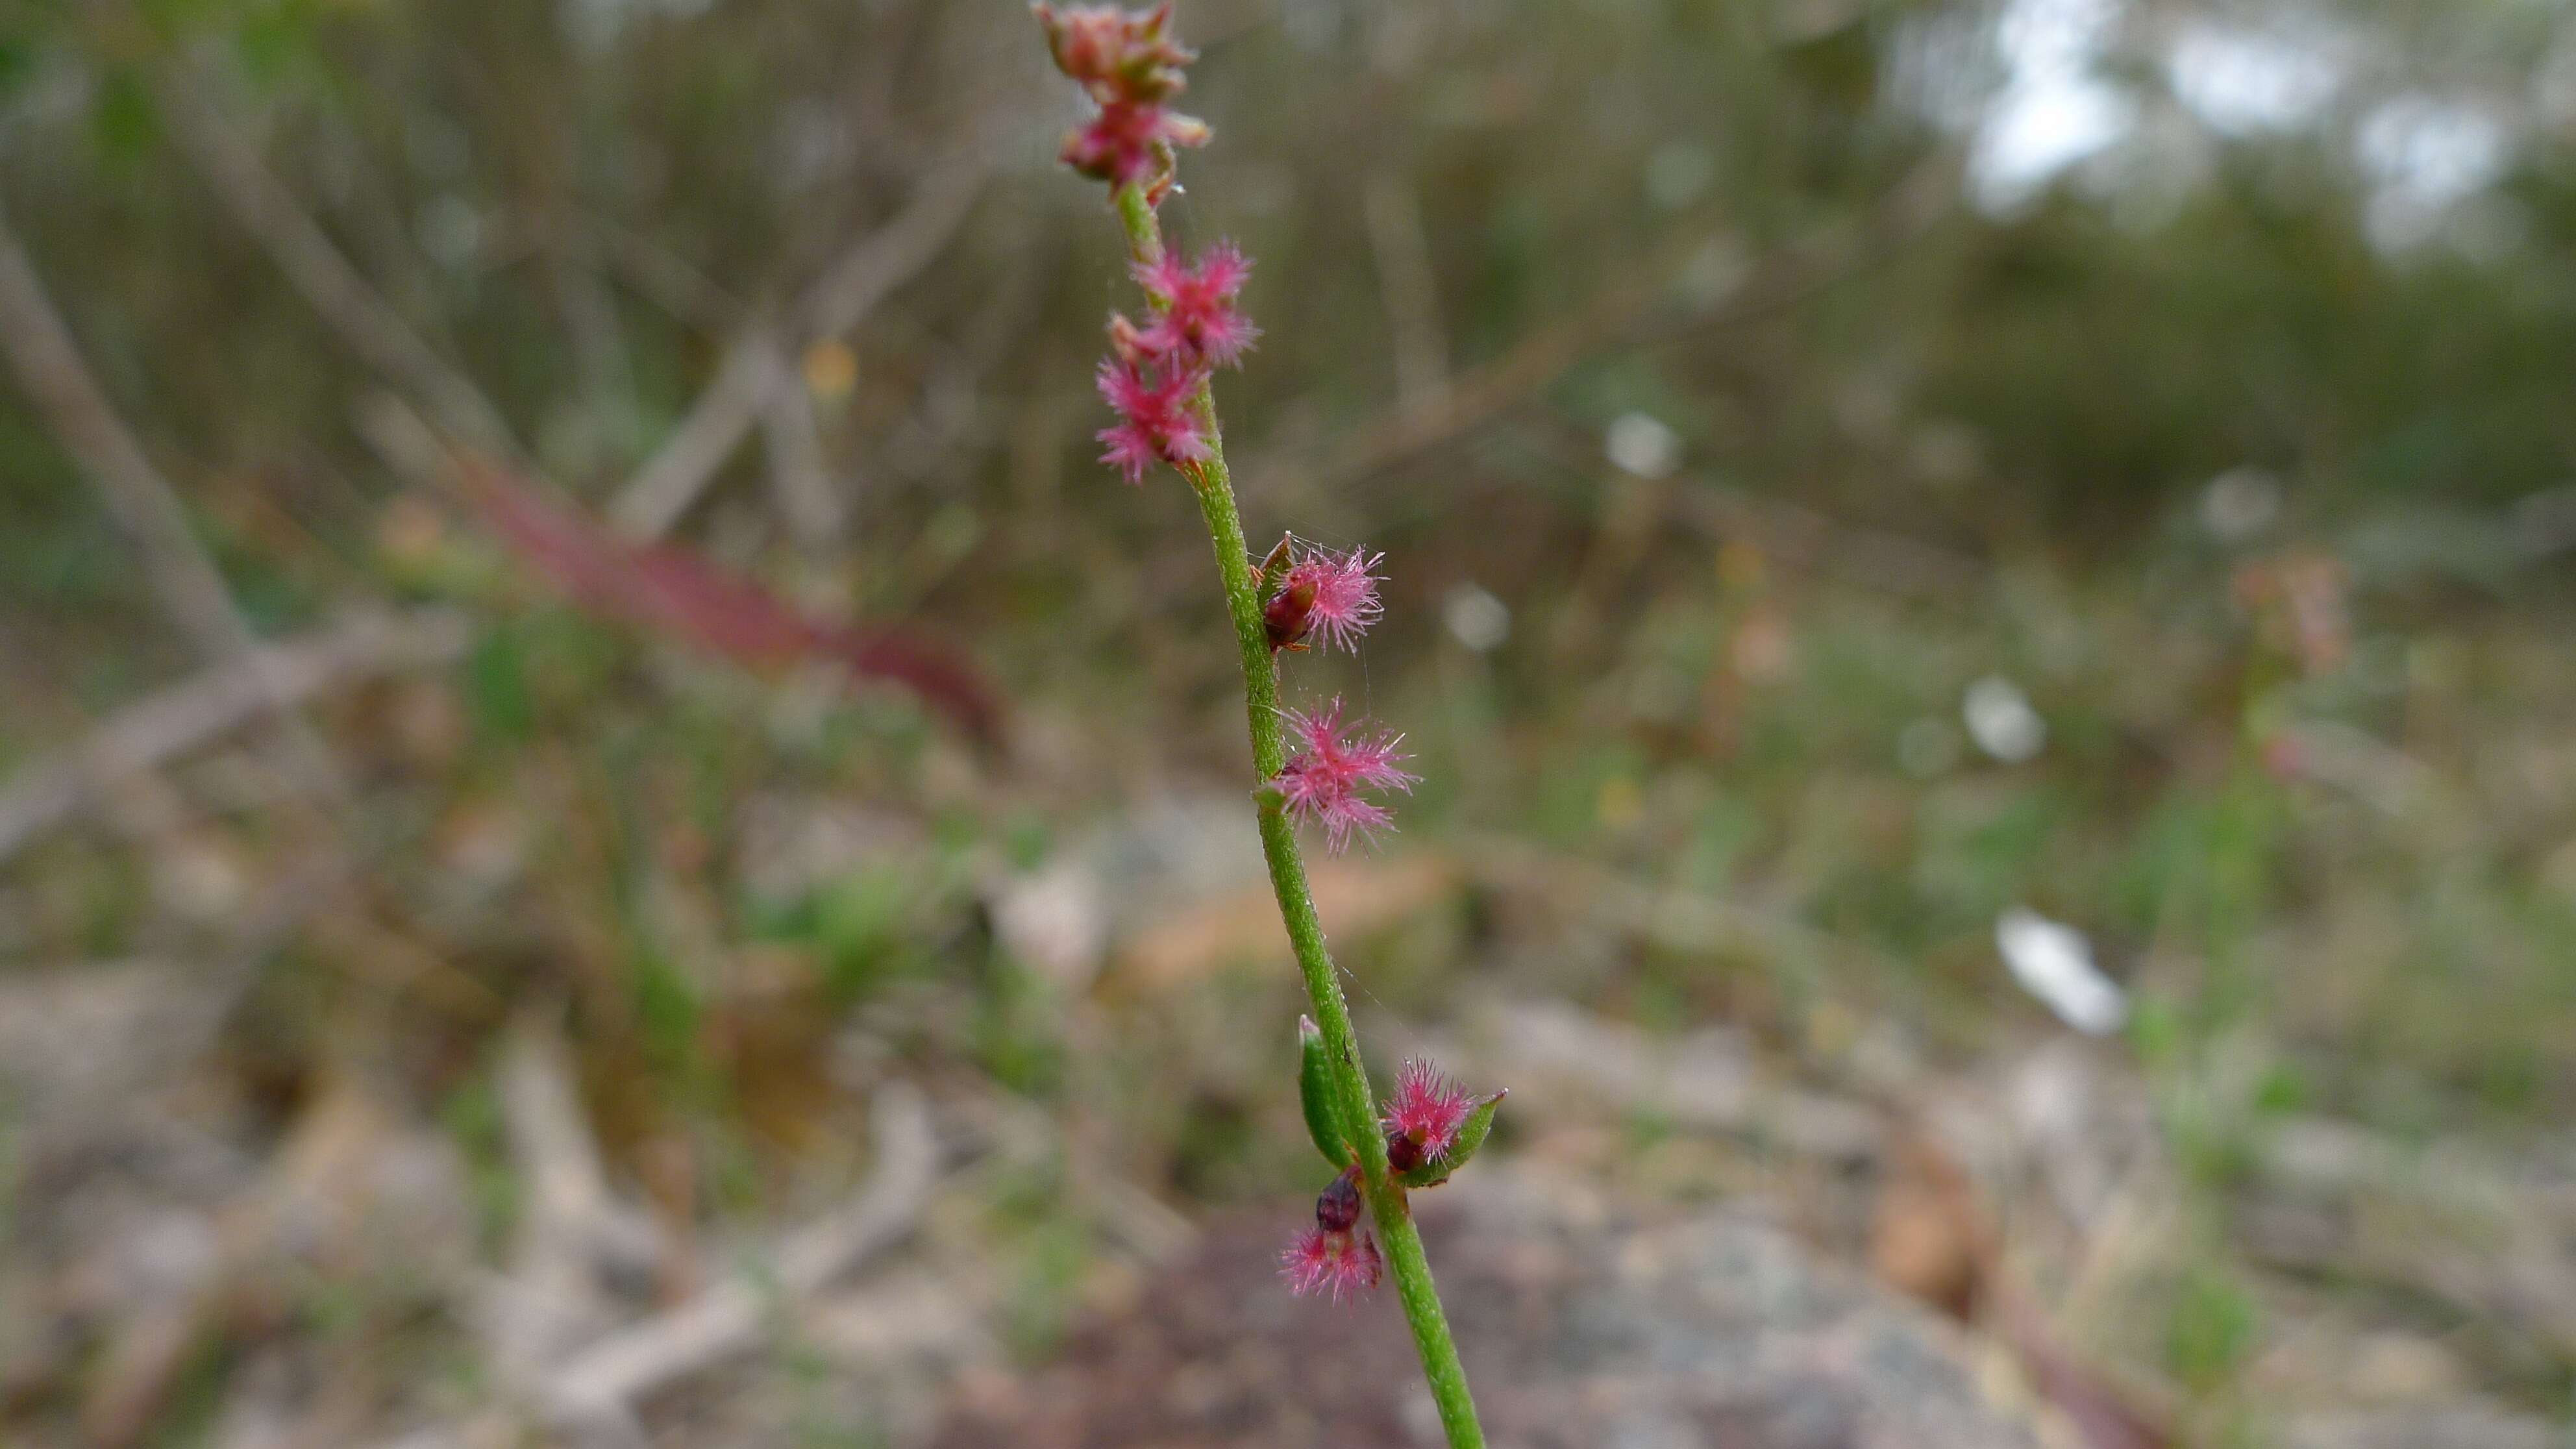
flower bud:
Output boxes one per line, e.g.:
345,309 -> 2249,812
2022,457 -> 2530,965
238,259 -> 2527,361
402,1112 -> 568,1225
1315,1167 -> 1363,1233
1264,576 -> 1319,652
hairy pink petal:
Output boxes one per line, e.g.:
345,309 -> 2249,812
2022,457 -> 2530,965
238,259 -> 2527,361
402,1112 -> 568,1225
1280,1226 -> 1383,1302
1093,354 -> 1210,482
1276,699 -> 1418,852
1132,242 -> 1259,369
1060,99 -> 1208,186
1383,1058 -> 1475,1158
1279,545 -> 1383,654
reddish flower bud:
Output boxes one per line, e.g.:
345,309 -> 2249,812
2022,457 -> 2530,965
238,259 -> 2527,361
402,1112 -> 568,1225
1385,1128 -> 1424,1174
1034,2 -> 1194,104
1315,1166 -> 1363,1233
1263,576 -> 1319,652
1035,2 -> 1207,195
1059,98 -> 1208,189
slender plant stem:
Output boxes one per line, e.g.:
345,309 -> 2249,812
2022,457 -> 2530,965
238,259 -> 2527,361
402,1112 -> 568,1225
1111,182 -> 1487,1449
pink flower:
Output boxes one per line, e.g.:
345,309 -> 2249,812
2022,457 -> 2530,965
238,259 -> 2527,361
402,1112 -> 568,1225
1265,542 -> 1382,654
1132,242 -> 1259,369
1280,1225 -> 1382,1302
1095,355 -> 1210,484
1059,98 -> 1210,188
1383,1058 -> 1474,1162
1274,698 -> 1418,852
1035,3 -> 1194,103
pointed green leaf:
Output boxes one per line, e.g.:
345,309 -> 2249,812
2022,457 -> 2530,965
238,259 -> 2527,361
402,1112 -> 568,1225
1298,1017 -> 1351,1168
1253,533 -> 1293,595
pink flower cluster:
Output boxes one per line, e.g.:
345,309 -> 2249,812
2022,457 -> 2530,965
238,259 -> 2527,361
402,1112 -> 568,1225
1035,3 -> 1208,199
1279,1052 -> 1498,1302
1092,244 -> 1256,484
1094,355 -> 1209,484
1263,541 -> 1383,655
1038,7 -> 1256,485
1134,243 -> 1260,368
1279,1223 -> 1381,1302
1382,1058 -> 1475,1170
1275,699 -> 1418,853
1280,1167 -> 1381,1302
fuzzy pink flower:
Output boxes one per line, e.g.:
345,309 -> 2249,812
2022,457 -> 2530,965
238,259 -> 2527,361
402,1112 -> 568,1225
1035,2 -> 1193,103
1280,1225 -> 1382,1302
1265,543 -> 1382,654
1059,98 -> 1210,188
1274,698 -> 1418,852
1095,356 -> 1211,484
1132,242 -> 1259,369
1383,1058 -> 1475,1162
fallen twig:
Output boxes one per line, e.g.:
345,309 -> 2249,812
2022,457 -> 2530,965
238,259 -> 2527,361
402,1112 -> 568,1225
606,153 -> 998,540
1246,153 -> 1956,506
484,1016 -> 671,1383
0,610 -> 469,866
157,67 -> 519,456
540,1082 -> 939,1424
0,194 -> 349,802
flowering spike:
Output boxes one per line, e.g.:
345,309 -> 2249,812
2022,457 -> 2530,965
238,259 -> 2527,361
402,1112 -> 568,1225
1265,543 -> 1382,654
1035,4 -> 1206,197
1383,1057 -> 1476,1161
1132,242 -> 1260,369
1043,5 -> 1489,1423
1273,698 -> 1418,852
1280,1224 -> 1382,1302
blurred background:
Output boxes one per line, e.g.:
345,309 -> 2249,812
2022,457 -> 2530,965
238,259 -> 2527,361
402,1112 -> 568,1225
3,0 -> 2573,1444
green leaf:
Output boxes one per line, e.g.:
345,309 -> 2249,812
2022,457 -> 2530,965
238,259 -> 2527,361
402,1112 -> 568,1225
1396,1089 -> 1505,1189
1297,1017 -> 1350,1168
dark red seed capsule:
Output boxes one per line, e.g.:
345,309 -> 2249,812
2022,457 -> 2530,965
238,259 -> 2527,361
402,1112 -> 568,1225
1315,1167 -> 1363,1233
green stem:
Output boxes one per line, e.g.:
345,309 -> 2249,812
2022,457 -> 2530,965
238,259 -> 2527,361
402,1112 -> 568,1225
1113,182 -> 1486,1449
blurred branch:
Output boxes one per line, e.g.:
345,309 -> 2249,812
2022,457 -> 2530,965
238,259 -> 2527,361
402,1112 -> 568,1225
1361,169 -> 1450,412
541,1084 -> 936,1420
156,67 -> 521,456
0,194 -> 350,803
378,1084 -> 935,1449
161,49 -> 995,553
1657,450 -> 1982,600
0,610 -> 469,867
606,153 -> 996,540
756,339 -> 847,549
1255,153 -> 1958,503
484,1015 -> 672,1383
589,216 -> 743,330
1623,153 -> 1959,351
